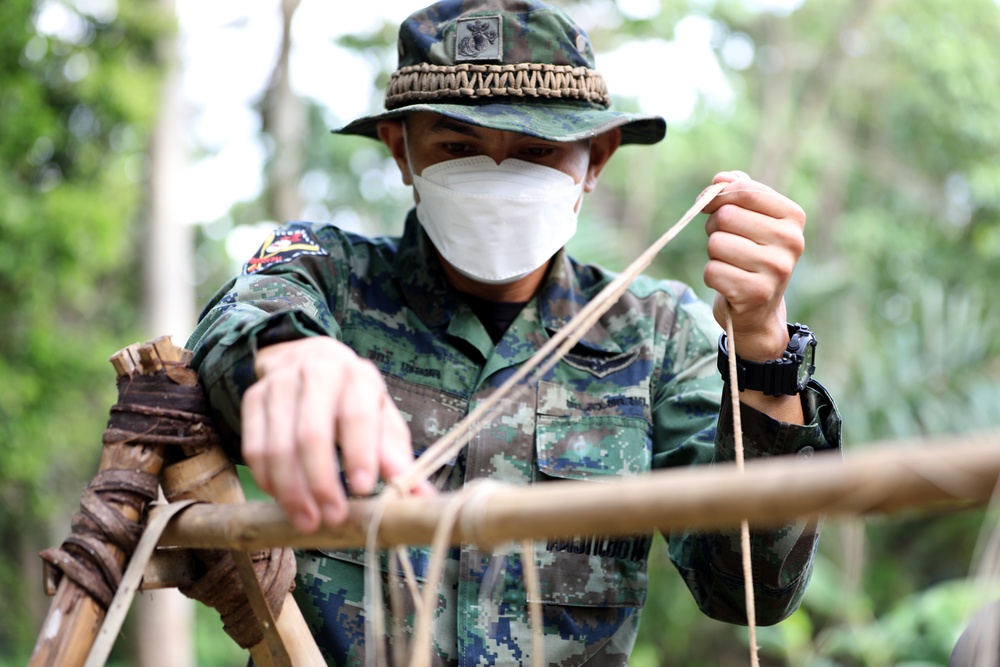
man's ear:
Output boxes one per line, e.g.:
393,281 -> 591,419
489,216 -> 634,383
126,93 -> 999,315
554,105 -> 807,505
584,128 -> 622,193
377,120 -> 411,185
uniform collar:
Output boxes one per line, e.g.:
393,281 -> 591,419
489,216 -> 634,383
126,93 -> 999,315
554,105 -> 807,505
393,210 -> 460,330
538,250 -> 623,355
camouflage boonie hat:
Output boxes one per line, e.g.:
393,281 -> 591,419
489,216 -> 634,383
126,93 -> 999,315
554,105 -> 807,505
334,0 -> 667,145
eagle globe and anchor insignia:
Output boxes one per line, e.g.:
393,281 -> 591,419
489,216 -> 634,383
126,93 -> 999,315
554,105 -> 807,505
456,15 -> 501,61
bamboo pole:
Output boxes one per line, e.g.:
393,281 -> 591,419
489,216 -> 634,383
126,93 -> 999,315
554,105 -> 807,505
127,337 -> 322,667
158,430 -> 1000,552
138,549 -> 201,590
33,337 -> 324,666
31,344 -> 168,667
160,411 -> 324,666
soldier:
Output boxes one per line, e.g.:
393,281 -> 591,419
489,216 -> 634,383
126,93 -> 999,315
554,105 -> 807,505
188,0 -> 842,664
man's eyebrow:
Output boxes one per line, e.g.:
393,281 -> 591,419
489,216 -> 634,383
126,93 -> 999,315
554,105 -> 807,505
428,118 -> 483,138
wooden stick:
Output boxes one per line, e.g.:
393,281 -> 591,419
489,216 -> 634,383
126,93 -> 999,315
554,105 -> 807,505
138,548 -> 201,590
34,336 -> 323,667
155,339 -> 325,667
158,430 -> 1000,552
161,444 -> 324,667
30,343 -> 169,667
85,500 -> 197,667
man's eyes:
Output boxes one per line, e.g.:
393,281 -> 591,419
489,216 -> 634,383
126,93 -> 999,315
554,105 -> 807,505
441,142 -> 474,155
520,146 -> 556,158
436,141 -> 558,159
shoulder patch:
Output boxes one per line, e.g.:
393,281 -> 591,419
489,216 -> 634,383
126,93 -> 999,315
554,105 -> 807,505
244,225 -> 328,275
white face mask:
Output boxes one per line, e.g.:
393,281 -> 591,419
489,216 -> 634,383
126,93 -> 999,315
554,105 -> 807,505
408,147 -> 585,285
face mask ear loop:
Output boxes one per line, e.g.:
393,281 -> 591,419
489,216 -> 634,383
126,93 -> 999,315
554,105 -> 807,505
572,140 -> 591,214
402,120 -> 418,182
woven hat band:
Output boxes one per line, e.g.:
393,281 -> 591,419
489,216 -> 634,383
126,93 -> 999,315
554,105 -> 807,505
385,62 -> 611,110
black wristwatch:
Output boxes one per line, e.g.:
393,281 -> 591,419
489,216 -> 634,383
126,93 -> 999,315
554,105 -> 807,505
717,323 -> 817,396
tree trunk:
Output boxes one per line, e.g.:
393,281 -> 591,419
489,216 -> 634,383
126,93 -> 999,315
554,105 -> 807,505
262,0 -> 305,224
135,0 -> 196,664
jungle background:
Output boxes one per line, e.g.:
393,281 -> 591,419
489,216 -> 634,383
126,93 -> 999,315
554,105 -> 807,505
2,0 -> 1000,664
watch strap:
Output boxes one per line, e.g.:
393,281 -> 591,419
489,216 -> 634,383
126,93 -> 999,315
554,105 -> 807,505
718,323 -> 815,396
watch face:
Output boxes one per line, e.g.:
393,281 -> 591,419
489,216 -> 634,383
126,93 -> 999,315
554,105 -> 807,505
797,337 -> 817,390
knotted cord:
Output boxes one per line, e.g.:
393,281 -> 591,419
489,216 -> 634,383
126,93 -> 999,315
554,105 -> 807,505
363,181 -> 771,666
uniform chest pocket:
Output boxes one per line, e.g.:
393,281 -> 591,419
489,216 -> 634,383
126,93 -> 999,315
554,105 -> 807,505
383,373 -> 468,457
531,381 -> 653,612
535,380 -> 653,481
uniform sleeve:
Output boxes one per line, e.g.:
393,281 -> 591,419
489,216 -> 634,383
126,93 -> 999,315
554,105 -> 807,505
651,288 -> 842,626
185,223 -> 349,458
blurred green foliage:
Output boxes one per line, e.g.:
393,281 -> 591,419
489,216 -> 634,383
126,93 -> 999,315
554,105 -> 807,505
0,0 -> 167,657
3,0 -> 1000,664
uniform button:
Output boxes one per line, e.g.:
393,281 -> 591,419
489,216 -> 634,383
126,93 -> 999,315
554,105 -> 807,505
797,446 -> 815,458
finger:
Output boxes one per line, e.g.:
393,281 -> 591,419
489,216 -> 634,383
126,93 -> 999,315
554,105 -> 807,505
701,173 -> 759,214
375,392 -> 419,488
712,170 -> 752,185
334,360 -> 384,497
713,191 -> 803,226
708,226 -> 797,283
246,343 -> 290,496
241,382 -> 274,496
704,258 -> 776,312
697,171 -> 745,201
263,368 -> 321,532
708,230 -> 765,272
702,172 -> 797,218
696,173 -> 742,209
253,339 -> 291,379
705,203 -> 775,238
295,359 -> 349,526
706,206 -> 805,257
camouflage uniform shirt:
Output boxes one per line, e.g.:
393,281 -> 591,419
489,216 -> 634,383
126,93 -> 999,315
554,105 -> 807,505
188,213 -> 842,666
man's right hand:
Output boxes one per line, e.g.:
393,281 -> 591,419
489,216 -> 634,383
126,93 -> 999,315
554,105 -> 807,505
241,337 -> 420,532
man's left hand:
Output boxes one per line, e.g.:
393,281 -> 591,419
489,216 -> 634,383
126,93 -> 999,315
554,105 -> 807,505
702,170 -> 806,363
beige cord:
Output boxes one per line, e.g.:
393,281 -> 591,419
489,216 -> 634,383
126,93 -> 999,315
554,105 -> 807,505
409,488 -> 469,667
395,182 -> 728,494
364,489 -> 400,667
724,306 -> 760,667
519,539 -> 544,667
363,181 -> 732,667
